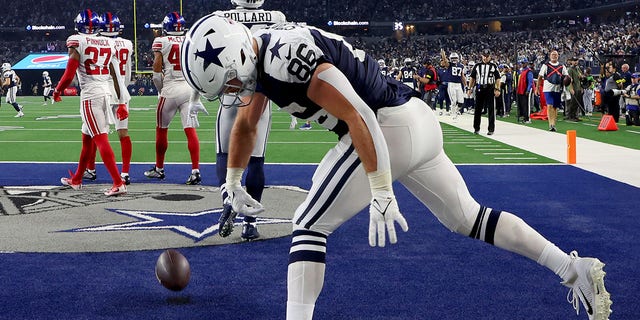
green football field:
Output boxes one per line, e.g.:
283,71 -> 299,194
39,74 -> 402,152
1,96 -> 637,164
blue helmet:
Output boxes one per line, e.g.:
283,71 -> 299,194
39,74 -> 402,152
162,12 -> 186,35
74,9 -> 101,34
100,12 -> 121,37
519,57 -> 529,64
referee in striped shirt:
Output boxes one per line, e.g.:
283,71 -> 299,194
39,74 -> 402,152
467,49 -> 501,135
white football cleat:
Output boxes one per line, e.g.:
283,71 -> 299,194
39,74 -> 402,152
60,177 -> 82,190
104,184 -> 127,197
563,251 -> 612,320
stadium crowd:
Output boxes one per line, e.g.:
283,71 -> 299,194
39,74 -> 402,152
0,0 -> 633,27
0,0 -> 637,83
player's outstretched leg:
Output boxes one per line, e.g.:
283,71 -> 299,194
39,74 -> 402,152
399,149 -> 611,319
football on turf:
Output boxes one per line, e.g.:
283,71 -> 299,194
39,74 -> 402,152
563,75 -> 572,86
155,249 -> 191,291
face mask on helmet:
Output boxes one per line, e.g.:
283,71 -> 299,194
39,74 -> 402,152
163,12 -> 186,36
449,53 -> 459,63
181,14 -> 258,108
378,59 -> 385,67
42,71 -> 49,77
75,9 -> 101,34
100,12 -> 121,37
231,0 -> 265,9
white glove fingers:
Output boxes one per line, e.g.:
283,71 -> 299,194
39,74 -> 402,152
386,220 -> 397,244
377,220 -> 386,247
368,218 -> 377,247
397,214 -> 409,232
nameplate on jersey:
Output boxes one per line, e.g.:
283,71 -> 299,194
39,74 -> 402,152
222,12 -> 274,23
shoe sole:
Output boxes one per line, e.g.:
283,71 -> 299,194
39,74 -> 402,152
144,174 -> 165,179
241,234 -> 260,241
218,210 -> 238,238
590,260 -> 612,320
60,178 -> 82,190
186,179 -> 201,185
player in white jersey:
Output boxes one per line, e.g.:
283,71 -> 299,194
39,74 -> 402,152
144,12 -> 202,185
1,63 -> 24,117
53,9 -> 128,197
211,0 -> 287,240
42,71 -> 54,105
182,16 -> 611,320
83,12 -> 135,185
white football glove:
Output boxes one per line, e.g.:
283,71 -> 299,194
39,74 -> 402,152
222,183 -> 265,217
368,190 -> 409,247
188,100 -> 209,128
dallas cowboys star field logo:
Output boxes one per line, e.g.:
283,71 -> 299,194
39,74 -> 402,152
64,208 -> 290,242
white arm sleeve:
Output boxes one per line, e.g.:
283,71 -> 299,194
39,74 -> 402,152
316,66 -> 391,175
153,71 -> 163,94
110,58 -> 129,104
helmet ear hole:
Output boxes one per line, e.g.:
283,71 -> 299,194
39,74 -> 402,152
240,49 -> 246,65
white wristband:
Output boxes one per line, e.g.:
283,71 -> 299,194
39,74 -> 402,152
367,170 -> 392,194
225,167 -> 244,188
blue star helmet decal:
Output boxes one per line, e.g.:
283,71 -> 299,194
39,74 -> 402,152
194,37 -> 225,71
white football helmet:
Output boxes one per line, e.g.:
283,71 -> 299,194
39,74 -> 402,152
181,14 -> 258,107
231,0 -> 264,8
378,59 -> 385,67
2,63 -> 11,72
404,58 -> 412,66
42,71 -> 49,77
449,52 -> 459,63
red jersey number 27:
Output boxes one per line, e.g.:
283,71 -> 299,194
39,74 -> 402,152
84,47 -> 112,75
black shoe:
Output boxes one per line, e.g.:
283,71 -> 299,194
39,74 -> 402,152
144,166 -> 165,179
186,172 -> 201,185
82,169 -> 97,181
549,127 -> 557,132
473,131 -> 479,135
487,131 -> 494,135
121,174 -> 130,185
241,223 -> 260,241
218,203 -> 238,238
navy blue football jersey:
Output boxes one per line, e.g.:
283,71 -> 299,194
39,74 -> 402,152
253,23 -> 419,137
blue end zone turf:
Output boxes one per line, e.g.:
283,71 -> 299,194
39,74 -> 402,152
0,163 -> 637,319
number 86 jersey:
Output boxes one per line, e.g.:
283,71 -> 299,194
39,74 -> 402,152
66,33 -> 117,99
253,23 -> 417,137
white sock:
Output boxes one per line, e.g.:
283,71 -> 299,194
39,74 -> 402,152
286,302 -> 315,320
287,261 -> 325,320
192,169 -> 199,174
537,243 -> 574,282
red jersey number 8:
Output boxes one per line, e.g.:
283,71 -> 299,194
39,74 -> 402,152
117,48 -> 129,76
